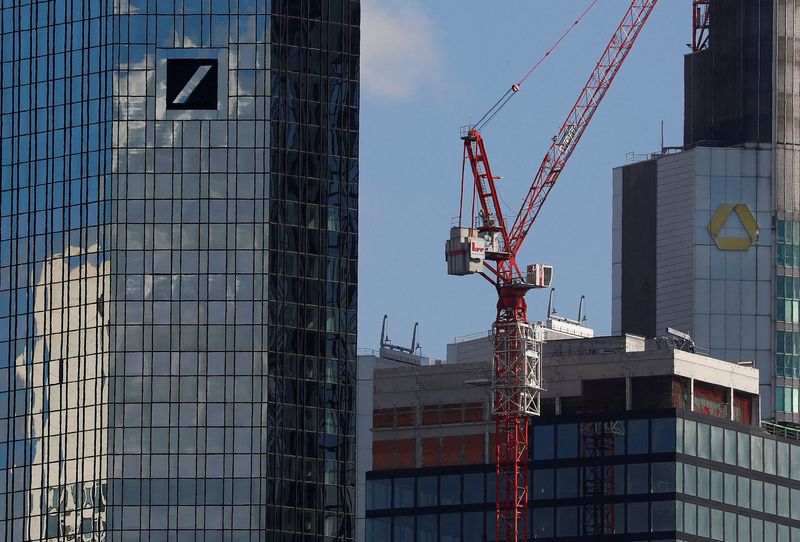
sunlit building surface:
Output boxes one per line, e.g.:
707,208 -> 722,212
613,0 -> 800,423
0,1 -> 359,540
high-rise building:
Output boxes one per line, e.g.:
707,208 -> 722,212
613,0 -> 800,421
0,1 -> 359,540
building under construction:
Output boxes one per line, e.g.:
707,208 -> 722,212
361,333 -> 800,540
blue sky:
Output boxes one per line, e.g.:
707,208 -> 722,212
358,1 -> 687,357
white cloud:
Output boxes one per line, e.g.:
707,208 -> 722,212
361,0 -> 443,100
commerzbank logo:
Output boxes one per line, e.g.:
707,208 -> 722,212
707,204 -> 759,251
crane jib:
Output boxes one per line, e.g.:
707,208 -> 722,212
558,124 -> 578,153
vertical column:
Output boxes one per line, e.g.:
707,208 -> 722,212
625,376 -> 633,410
729,388 -> 735,421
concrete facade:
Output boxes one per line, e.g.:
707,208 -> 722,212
613,147 -> 775,413
370,335 -> 760,470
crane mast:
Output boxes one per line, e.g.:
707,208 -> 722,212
445,2 -> 658,540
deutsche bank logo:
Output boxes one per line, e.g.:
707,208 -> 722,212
156,49 -> 226,120
166,59 -> 218,110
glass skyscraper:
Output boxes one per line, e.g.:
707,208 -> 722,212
0,1 -> 359,540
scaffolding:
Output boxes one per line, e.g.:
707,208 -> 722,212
581,421 -> 625,536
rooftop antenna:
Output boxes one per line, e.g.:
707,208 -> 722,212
547,288 -> 556,317
380,314 -> 389,347
578,295 -> 587,322
660,120 -> 664,153
411,322 -> 419,354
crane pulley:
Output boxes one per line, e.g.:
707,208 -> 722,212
444,2 -> 659,541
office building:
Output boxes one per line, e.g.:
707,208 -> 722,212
613,0 -> 799,420
0,1 -> 359,540
361,334 -> 800,541
356,318 -> 442,542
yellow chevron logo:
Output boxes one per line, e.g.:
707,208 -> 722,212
707,204 -> 759,251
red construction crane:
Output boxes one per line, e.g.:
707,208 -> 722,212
444,2 -> 659,540
692,0 -> 711,51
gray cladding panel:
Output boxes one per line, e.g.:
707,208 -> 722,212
777,0 -> 800,146
656,151 -> 695,336
777,1 -> 800,214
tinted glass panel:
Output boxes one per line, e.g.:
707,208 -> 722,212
440,475 -> 461,506
628,420 -> 649,454
557,424 -> 578,458
556,506 -> 578,537
463,473 -> 484,505
394,477 -> 414,508
627,463 -> 648,494
533,425 -> 555,459
532,469 -> 554,500
651,418 -> 675,452
417,477 -> 437,507
627,502 -> 648,533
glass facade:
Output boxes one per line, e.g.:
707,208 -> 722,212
776,219 -> 799,412
1,0 -> 358,540
776,219 -> 800,270
367,413 -> 800,541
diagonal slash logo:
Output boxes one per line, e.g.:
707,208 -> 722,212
166,59 -> 219,110
173,65 -> 213,104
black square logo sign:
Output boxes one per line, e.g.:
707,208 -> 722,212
166,59 -> 218,110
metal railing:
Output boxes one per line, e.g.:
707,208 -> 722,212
762,420 -> 800,441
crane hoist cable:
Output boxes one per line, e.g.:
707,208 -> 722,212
474,0 -> 601,132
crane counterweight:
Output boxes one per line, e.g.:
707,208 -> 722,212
445,227 -> 486,276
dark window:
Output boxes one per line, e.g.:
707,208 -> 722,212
367,479 -> 391,510
532,469 -> 554,500
651,418 -> 675,452
533,425 -> 555,459
531,507 -> 554,538
417,476 -> 437,507
394,516 -> 413,540
628,420 -> 649,454
440,475 -> 461,506
463,473 -> 484,505
650,462 -> 675,493
416,515 -> 436,542
556,468 -> 578,499
440,513 -> 460,542
627,464 -> 648,494
556,506 -> 578,537
463,511 -> 484,542
366,518 -> 390,541
627,502 -> 648,533
556,424 -> 577,458
651,500 -> 675,532
393,477 -> 414,508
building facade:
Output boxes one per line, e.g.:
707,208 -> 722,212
613,0 -> 800,421
612,147 -> 774,409
0,1 -> 359,540
363,335 -> 787,541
